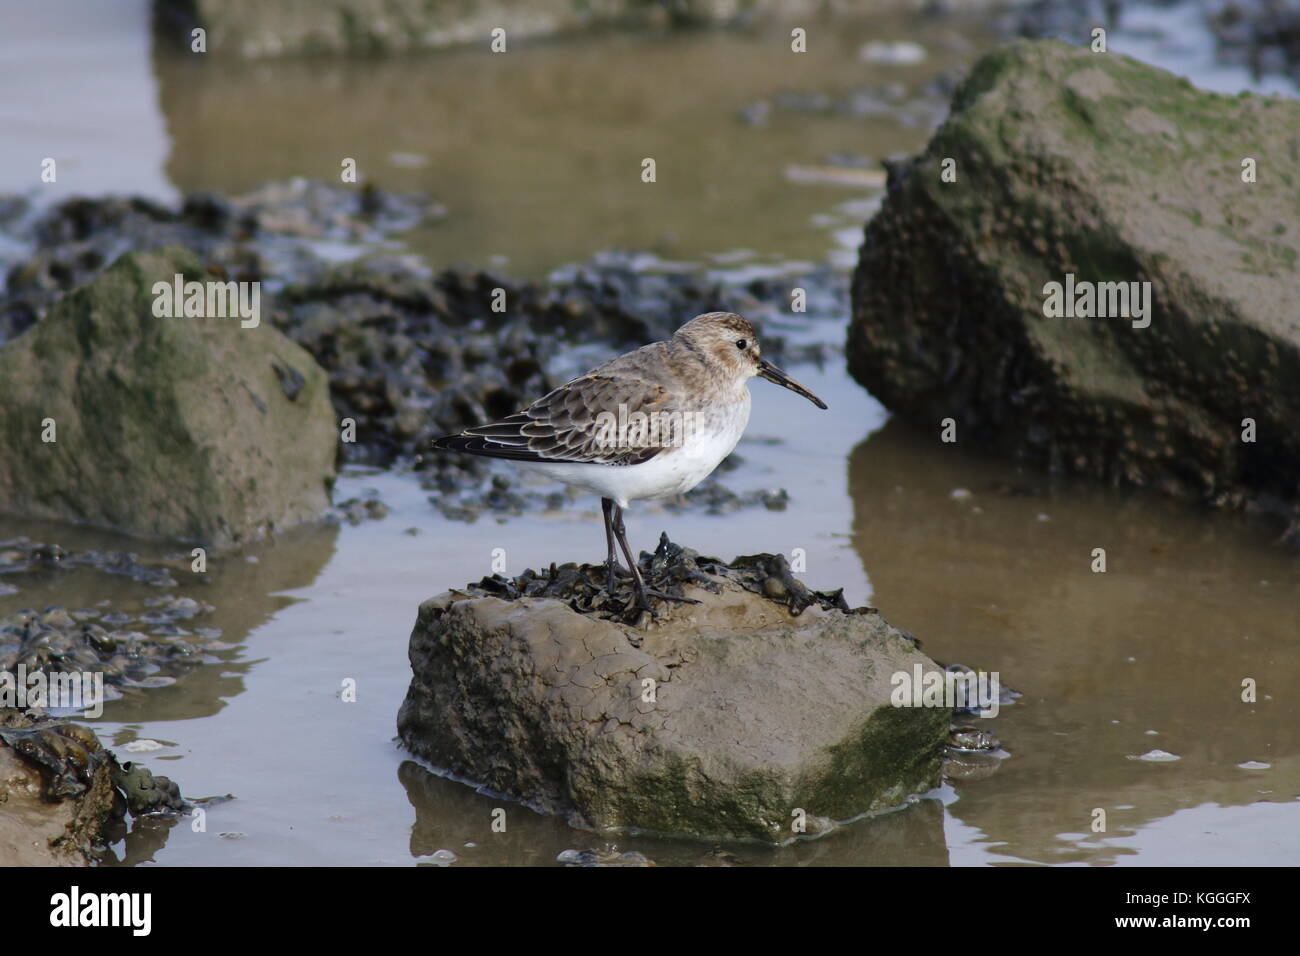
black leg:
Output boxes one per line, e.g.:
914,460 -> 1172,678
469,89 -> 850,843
611,503 -> 645,598
610,503 -> 699,614
601,497 -> 620,593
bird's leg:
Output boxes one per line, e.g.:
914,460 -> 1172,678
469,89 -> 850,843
611,504 -> 654,613
601,497 -> 620,593
610,502 -> 642,594
610,504 -> 699,614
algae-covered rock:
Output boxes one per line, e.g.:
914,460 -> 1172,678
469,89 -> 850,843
0,247 -> 337,548
848,39 -> 1300,527
397,540 -> 950,843
0,709 -> 187,865
0,711 -> 118,865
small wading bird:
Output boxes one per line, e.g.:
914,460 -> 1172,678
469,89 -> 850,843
433,312 -> 827,615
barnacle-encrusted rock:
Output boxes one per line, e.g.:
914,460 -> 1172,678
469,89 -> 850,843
398,538 -> 950,843
0,709 -> 186,865
848,40 -> 1300,534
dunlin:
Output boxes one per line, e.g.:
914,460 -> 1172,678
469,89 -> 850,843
433,311 -> 827,613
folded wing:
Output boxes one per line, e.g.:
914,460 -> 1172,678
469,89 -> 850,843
433,373 -> 676,467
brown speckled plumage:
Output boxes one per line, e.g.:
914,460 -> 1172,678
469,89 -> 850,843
434,312 -> 770,465
432,311 -> 826,617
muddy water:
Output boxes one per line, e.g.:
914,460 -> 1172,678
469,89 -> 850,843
152,10 -> 982,275
2,4 -> 1298,865
851,424 -> 1300,865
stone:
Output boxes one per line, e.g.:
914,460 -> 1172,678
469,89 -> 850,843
847,40 -> 1300,531
0,247 -> 337,549
398,550 -> 950,843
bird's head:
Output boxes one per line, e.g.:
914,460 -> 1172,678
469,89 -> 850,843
673,311 -> 827,409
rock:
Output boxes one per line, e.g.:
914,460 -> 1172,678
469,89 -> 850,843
397,540 -> 950,843
0,592 -> 223,697
557,847 -> 654,867
1,188 -> 842,512
156,0 -> 1021,59
160,0 -> 646,57
0,535 -> 179,587
155,0 -> 848,59
848,40 -> 1300,532
0,709 -> 184,865
0,248 -> 337,548
0,723 -> 113,865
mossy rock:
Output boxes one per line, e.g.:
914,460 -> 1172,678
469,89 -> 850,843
398,568 -> 950,843
848,39 -> 1300,520
0,247 -> 336,548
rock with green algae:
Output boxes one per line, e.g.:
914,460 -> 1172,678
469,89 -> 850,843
0,246 -> 337,549
397,539 -> 950,843
848,39 -> 1300,533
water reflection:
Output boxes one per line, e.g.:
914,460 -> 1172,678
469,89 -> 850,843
152,14 -> 983,275
398,758 -> 952,866
0,516 -> 339,725
848,419 -> 1299,864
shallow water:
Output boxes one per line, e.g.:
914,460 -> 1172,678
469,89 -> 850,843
1,2 -> 1297,866
153,12 -> 980,276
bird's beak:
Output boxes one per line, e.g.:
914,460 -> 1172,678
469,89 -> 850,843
757,359 -> 827,409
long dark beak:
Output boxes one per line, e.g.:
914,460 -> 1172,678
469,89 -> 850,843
757,359 -> 827,409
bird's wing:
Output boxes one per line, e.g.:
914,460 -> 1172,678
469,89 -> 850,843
433,371 -> 679,466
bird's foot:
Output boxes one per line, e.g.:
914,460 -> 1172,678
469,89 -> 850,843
604,560 -> 631,594
628,587 -> 701,617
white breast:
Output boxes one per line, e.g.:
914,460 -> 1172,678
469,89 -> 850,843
520,389 -> 752,507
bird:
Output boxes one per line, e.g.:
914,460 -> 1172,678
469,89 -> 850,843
432,311 -> 827,615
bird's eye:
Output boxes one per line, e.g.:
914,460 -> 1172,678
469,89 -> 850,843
735,339 -> 748,350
